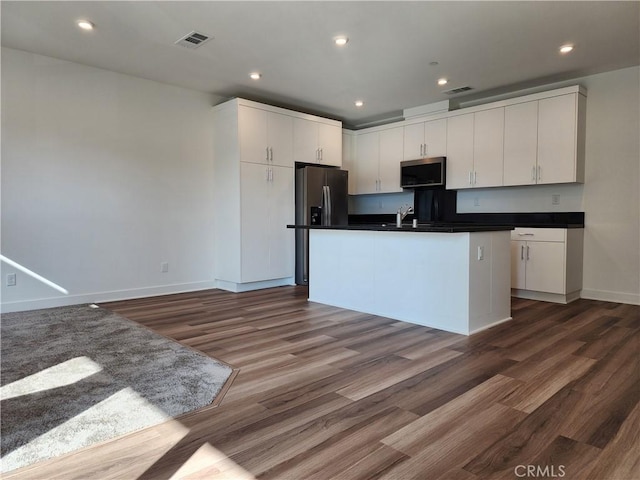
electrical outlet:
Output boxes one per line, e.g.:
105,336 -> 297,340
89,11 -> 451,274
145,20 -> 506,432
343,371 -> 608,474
474,197 -> 480,207
7,273 -> 16,286
160,262 -> 169,273
552,194 -> 560,205
477,246 -> 484,260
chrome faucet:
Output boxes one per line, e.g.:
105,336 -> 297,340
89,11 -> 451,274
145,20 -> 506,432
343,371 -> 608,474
400,204 -> 414,220
396,204 -> 414,227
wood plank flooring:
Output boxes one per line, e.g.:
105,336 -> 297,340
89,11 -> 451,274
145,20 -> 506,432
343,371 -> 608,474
4,286 -> 639,480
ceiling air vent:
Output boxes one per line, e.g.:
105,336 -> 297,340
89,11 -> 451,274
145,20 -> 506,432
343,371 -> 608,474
443,86 -> 473,95
175,31 -> 212,49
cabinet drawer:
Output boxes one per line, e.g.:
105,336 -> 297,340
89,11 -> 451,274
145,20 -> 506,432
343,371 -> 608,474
511,228 -> 566,242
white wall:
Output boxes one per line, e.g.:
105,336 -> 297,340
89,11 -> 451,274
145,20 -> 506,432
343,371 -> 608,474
1,48 -> 216,312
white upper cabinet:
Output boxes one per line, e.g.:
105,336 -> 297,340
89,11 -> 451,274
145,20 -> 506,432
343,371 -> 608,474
293,117 -> 342,167
342,132 -> 357,195
537,94 -> 584,184
353,126 -> 404,194
473,108 -> 504,188
318,122 -> 342,166
378,126 -> 404,193
354,131 -> 379,194
504,92 -> 585,186
447,109 -> 504,189
446,113 -> 475,189
403,118 -> 447,160
238,105 -> 293,168
504,101 -> 539,185
342,86 -> 586,195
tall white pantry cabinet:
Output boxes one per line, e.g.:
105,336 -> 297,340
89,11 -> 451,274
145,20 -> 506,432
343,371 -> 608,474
212,98 -> 342,292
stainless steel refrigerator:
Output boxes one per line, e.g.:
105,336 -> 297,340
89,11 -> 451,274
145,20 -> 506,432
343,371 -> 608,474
295,166 -> 349,285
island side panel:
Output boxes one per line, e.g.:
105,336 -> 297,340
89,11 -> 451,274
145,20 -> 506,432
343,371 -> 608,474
308,230 -> 376,315
468,230 -> 512,334
372,231 -> 470,334
308,229 -> 472,335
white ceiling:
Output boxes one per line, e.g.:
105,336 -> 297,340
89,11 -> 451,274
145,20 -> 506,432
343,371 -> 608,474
2,1 -> 639,128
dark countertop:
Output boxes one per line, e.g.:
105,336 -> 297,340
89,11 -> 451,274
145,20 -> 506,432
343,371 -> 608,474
287,224 -> 514,233
348,212 -> 585,229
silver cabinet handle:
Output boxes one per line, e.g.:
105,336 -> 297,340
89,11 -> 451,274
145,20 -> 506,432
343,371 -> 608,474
320,147 -> 323,161
420,144 -> 424,157
521,245 -> 524,260
532,166 -> 536,182
265,167 -> 270,181
270,168 -> 273,182
266,147 -> 270,162
518,233 -> 534,236
423,144 -> 428,157
469,171 -> 473,185
538,165 -> 541,182
474,171 -> 477,185
269,147 -> 273,162
378,179 -> 382,191
526,245 -> 530,260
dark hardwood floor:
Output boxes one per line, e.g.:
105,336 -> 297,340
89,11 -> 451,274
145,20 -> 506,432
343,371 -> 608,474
5,286 -> 639,480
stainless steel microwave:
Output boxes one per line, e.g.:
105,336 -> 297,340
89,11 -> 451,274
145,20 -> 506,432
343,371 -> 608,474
400,157 -> 446,188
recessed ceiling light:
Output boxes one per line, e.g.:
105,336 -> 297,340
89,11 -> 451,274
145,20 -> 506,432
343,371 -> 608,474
559,44 -> 574,54
355,100 -> 364,107
249,72 -> 261,80
77,20 -> 95,31
334,36 -> 349,46
437,78 -> 448,86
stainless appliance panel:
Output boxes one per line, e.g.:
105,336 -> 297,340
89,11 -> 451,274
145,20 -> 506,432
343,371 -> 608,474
400,156 -> 446,188
325,168 -> 349,226
295,166 -> 349,285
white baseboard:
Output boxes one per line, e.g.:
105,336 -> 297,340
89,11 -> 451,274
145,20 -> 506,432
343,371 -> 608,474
580,289 -> 640,306
469,316 -> 513,335
0,280 -> 219,313
511,289 -> 581,304
215,277 -> 295,293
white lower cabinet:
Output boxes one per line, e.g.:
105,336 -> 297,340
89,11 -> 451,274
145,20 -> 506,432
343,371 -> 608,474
510,228 -> 583,303
240,163 -> 294,282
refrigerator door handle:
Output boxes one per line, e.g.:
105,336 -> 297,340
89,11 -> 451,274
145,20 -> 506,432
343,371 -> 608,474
325,185 -> 332,225
322,185 -> 332,225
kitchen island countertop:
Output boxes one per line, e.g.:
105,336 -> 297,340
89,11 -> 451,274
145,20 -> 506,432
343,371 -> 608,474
287,223 -> 514,233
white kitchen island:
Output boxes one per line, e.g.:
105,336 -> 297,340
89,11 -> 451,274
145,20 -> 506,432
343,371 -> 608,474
302,225 -> 513,335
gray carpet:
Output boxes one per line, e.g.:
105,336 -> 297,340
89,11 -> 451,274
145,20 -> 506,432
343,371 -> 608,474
0,304 -> 232,473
